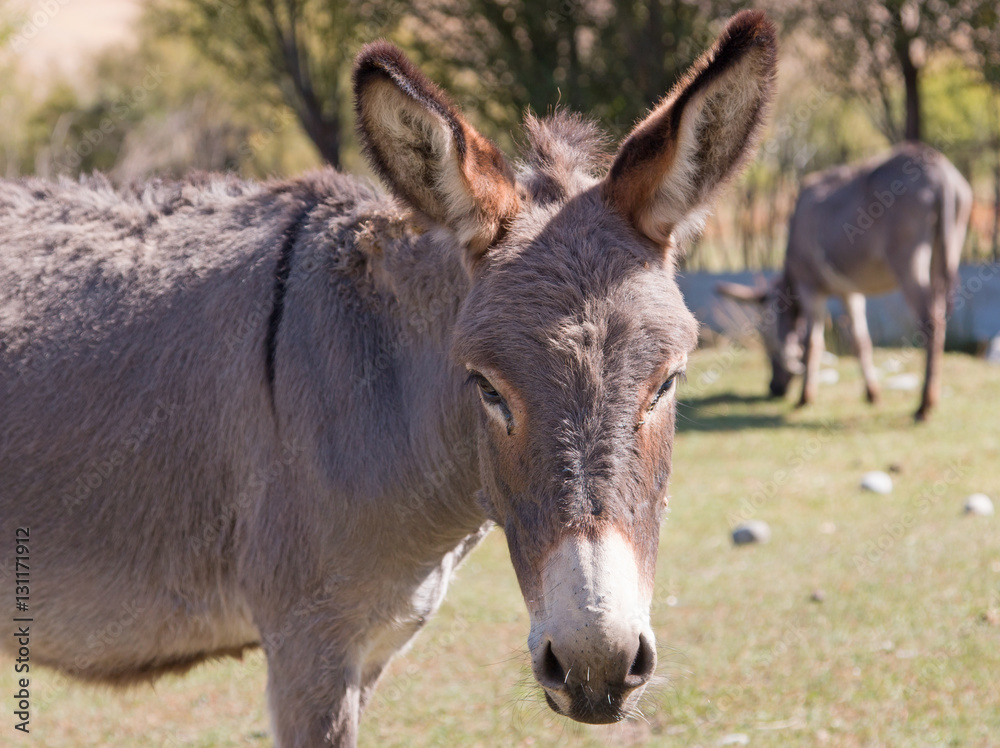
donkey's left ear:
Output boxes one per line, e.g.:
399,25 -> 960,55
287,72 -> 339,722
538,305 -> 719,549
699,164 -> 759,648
353,41 -> 520,261
604,10 -> 777,247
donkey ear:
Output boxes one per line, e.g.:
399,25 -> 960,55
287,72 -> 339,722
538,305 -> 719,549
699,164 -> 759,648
353,42 -> 520,260
604,11 -> 777,247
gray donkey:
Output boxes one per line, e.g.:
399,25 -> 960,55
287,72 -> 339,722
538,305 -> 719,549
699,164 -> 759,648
717,144 -> 972,420
0,12 -> 776,746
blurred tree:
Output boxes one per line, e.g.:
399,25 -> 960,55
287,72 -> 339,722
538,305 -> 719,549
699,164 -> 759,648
1,31 -> 320,182
153,0 -> 405,169
409,0 -> 736,139
780,0 -> 1000,143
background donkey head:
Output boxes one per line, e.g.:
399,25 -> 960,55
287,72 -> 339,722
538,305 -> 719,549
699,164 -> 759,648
354,10 -> 776,724
716,274 -> 805,397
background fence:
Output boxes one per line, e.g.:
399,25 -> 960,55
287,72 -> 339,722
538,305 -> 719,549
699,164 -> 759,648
681,263 -> 1000,350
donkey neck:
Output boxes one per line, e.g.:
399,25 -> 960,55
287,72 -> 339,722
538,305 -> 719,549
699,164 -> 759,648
278,192 -> 486,555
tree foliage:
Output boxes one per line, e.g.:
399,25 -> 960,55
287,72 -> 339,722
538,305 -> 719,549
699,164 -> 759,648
408,0 -> 737,140
153,0 -> 406,169
152,1 -> 1000,162
781,0 -> 1000,143
1,35 -> 318,181
153,0 -> 744,160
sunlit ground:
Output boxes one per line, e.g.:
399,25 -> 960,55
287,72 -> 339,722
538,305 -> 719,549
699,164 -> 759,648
3,346 -> 998,747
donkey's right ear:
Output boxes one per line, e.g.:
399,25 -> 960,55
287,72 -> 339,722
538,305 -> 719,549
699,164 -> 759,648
353,42 -> 520,261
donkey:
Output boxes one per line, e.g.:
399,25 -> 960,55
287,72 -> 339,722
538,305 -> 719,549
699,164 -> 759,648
716,144 -> 972,420
0,12 -> 776,746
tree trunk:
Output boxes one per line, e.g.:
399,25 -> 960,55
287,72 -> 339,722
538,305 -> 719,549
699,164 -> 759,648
264,0 -> 342,170
297,108 -> 341,171
896,33 -> 921,142
992,96 -> 1000,263
901,53 -> 921,141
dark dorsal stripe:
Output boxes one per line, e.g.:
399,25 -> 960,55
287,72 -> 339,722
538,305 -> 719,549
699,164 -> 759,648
265,205 -> 314,405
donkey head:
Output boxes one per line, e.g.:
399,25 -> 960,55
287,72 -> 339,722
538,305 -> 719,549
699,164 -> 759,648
716,274 -> 804,397
355,11 -> 776,724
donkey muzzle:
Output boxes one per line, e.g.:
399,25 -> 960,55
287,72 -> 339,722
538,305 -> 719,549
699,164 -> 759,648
527,529 -> 657,723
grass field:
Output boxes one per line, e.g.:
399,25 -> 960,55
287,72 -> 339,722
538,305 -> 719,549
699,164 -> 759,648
4,345 -> 998,747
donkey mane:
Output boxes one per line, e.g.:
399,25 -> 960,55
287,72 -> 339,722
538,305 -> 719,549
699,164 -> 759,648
520,111 -> 611,205
0,171 -> 262,217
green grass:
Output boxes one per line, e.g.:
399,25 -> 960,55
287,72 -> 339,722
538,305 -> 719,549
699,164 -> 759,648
4,347 -> 999,747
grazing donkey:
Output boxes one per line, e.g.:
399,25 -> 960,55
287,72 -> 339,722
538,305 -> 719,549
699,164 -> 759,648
0,12 -> 776,746
717,144 -> 972,420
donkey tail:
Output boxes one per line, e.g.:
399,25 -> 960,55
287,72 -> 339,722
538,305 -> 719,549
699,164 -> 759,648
936,163 -> 972,315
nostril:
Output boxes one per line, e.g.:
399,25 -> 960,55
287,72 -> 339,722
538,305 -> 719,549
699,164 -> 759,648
625,633 -> 656,688
539,641 -> 567,687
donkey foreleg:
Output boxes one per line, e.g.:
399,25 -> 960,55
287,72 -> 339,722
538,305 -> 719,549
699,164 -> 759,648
916,288 -> 947,421
262,624 -> 364,748
897,264 -> 946,421
797,293 -> 828,407
844,293 -> 880,404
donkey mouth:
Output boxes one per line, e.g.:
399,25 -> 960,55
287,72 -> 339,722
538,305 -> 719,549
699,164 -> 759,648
543,690 -> 564,716
542,686 -> 637,724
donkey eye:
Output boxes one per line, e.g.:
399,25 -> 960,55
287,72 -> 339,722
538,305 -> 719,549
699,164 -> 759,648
472,374 -> 504,406
648,372 -> 682,411
468,372 -> 514,434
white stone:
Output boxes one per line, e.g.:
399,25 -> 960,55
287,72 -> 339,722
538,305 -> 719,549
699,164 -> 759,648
817,368 -> 839,384
718,733 -> 750,746
861,471 -> 893,494
732,520 -> 771,545
885,373 -> 920,391
821,351 -> 839,365
964,494 -> 994,517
